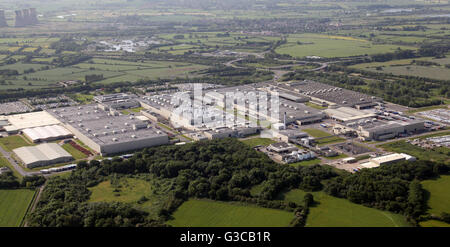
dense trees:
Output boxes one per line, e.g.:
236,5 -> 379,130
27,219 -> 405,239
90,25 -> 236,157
0,173 -> 44,189
324,160 -> 449,223
29,138 -> 337,226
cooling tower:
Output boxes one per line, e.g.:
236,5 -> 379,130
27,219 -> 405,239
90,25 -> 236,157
15,10 -> 25,27
0,10 -> 8,27
29,8 -> 38,24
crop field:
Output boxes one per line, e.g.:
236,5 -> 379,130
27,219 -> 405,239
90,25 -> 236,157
379,141 -> 450,165
422,175 -> 450,216
275,34 -> 415,58
280,189 -> 411,227
0,135 -> 34,152
167,199 -> 293,227
156,32 -> 279,53
0,189 -> 36,227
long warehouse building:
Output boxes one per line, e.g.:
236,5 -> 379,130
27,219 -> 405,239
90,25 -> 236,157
47,104 -> 169,155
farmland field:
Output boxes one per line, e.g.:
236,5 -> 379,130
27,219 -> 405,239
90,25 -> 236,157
275,34 -> 415,58
422,175 -> 450,216
167,199 -> 293,227
280,189 -> 411,227
0,58 -> 209,90
0,189 -> 36,227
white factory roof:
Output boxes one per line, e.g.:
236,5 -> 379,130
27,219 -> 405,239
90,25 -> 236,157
360,161 -> 380,168
370,153 -> 406,165
22,125 -> 72,142
13,143 -> 72,166
325,107 -> 376,122
5,111 -> 61,132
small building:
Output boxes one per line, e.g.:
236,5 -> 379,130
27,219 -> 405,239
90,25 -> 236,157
22,125 -> 73,143
267,142 -> 298,153
370,153 -> 406,166
342,157 -> 357,163
0,167 -> 11,175
275,129 -> 308,142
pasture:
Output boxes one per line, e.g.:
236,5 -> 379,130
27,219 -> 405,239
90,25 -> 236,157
0,189 -> 36,227
167,199 -> 293,227
280,189 -> 411,227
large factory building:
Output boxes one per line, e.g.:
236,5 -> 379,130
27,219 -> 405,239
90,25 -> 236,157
47,104 -> 169,156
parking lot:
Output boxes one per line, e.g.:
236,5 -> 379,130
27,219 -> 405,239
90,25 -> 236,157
0,101 -> 32,115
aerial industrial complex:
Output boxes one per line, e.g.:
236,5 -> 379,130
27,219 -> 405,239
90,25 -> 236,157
0,80 -> 445,173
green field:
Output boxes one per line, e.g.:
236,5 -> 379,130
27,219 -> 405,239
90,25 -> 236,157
419,220 -> 450,227
88,176 -> 172,217
302,128 -> 345,146
422,175 -> 450,216
89,178 -> 152,203
167,199 -> 294,227
62,143 -> 88,160
280,189 -> 411,227
0,58 -> 209,90
275,34 -> 415,58
0,189 -> 36,227
302,128 -> 332,138
289,158 -> 322,167
379,141 -> 450,165
240,138 -> 276,147
0,135 -> 34,152
350,56 -> 450,81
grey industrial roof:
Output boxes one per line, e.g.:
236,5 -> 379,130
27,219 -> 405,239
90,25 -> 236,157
13,143 -> 72,166
275,80 -> 381,107
47,104 -> 167,145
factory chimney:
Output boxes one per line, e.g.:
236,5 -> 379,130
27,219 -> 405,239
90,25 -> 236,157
284,112 -> 286,129
0,10 -> 8,27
